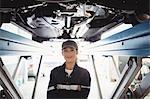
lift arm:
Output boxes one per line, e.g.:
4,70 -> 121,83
83,20 -> 150,56
0,29 -> 52,56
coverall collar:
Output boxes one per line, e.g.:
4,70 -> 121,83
62,62 -> 78,75
62,62 -> 78,70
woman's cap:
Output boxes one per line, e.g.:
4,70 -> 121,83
62,40 -> 78,50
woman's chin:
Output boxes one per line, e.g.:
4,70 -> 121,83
66,60 -> 74,63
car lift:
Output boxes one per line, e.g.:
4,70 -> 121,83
0,20 -> 150,99
83,20 -> 150,99
0,29 -> 51,99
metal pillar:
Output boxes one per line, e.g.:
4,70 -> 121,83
0,58 -> 23,99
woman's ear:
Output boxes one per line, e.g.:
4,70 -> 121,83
76,50 -> 78,54
62,50 -> 64,56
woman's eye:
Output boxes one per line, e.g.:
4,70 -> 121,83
63,48 -> 75,52
64,50 -> 68,52
71,49 -> 74,51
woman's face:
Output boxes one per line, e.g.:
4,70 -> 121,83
62,47 -> 78,63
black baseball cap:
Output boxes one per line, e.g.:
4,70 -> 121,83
62,40 -> 78,50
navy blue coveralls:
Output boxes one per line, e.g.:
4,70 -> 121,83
47,63 -> 91,99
